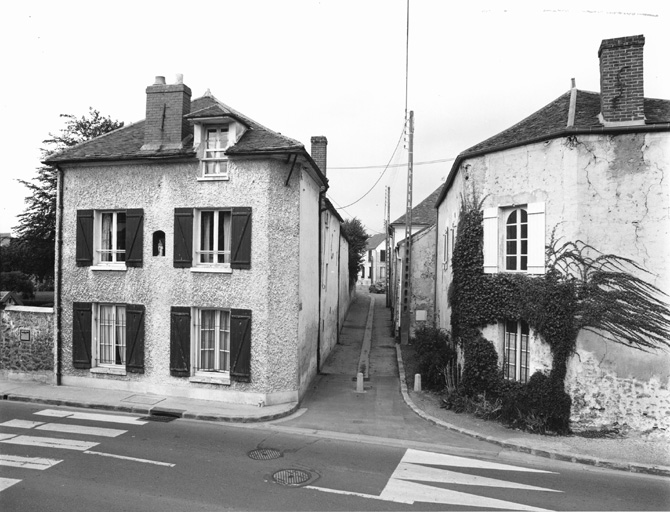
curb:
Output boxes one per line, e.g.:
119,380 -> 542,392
1,393 -> 300,424
394,345 -> 670,478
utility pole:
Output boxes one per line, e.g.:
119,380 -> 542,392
385,186 -> 391,308
400,110 -> 414,344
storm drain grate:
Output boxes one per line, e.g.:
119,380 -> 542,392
139,415 -> 176,422
248,448 -> 282,460
272,469 -> 311,486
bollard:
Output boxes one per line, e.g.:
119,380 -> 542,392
414,374 -> 422,392
356,372 -> 365,393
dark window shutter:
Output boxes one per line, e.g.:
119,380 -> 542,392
126,304 -> 145,373
170,306 -> 191,377
76,210 -> 94,267
72,302 -> 92,369
125,209 -> 144,268
231,207 -> 252,269
173,208 -> 193,268
230,309 -> 252,382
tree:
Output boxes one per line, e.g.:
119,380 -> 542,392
0,271 -> 35,299
341,218 -> 368,287
12,108 -> 123,286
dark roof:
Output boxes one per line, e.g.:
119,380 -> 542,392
436,89 -> 670,206
392,185 -> 442,226
45,93 -> 306,164
366,233 -> 386,250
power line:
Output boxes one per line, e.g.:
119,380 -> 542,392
329,157 -> 455,170
331,125 -> 406,210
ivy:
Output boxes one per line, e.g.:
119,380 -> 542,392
449,191 -> 670,434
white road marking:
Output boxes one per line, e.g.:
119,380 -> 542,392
84,450 -> 175,467
0,454 -> 62,470
309,448 -> 561,511
1,435 -> 99,451
0,433 -> 17,441
36,423 -> 127,438
0,477 -> 21,492
0,419 -> 45,429
35,409 -> 147,425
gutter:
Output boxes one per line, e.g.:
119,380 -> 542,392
435,122 -> 670,207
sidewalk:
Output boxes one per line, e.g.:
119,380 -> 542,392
1,289 -> 669,477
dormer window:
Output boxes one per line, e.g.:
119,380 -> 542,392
203,127 -> 229,178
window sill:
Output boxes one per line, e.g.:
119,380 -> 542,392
197,175 -> 229,182
91,366 -> 127,376
190,267 -> 232,274
189,374 -> 231,386
91,265 -> 127,272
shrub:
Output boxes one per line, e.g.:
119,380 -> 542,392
411,326 -> 455,390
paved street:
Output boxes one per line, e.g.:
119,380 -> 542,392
1,401 -> 669,511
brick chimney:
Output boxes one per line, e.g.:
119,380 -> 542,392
141,75 -> 192,151
598,35 -> 645,126
310,136 -> 328,176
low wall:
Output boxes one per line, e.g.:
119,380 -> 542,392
0,305 -> 54,382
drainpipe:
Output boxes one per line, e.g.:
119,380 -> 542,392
55,165 -> 64,386
317,191 -> 327,372
336,227 -> 341,343
433,211 -> 439,329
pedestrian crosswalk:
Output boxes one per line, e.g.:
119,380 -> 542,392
0,407 -> 166,494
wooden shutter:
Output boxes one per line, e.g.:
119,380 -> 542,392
527,202 -> 546,275
125,209 -> 144,268
482,207 -> 499,274
231,207 -> 252,269
72,302 -> 92,369
230,309 -> 252,382
170,306 -> 191,377
76,210 -> 94,267
173,208 -> 193,268
126,304 -> 145,373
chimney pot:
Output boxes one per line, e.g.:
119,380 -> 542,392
175,73 -> 183,84
154,76 -> 166,85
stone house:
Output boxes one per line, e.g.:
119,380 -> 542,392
358,233 -> 386,286
46,76 -> 350,406
435,35 -> 670,431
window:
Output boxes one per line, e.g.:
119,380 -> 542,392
503,320 -> 530,383
72,302 -> 145,374
202,127 -> 229,178
76,209 -> 143,268
195,310 -> 230,373
505,208 -> 528,271
97,304 -> 126,366
380,249 -> 386,262
482,202 -> 545,274
173,207 -> 252,270
196,210 -> 232,266
99,212 -> 126,264
170,307 -> 252,382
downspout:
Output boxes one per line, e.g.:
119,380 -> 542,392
55,165 -> 64,386
433,211 -> 439,329
317,191 -> 325,372
336,227 -> 341,343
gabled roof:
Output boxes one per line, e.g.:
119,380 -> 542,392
391,185 -> 442,226
436,89 -> 670,206
45,93 -> 307,164
366,233 -> 386,251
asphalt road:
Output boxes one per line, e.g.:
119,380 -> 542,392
1,401 -> 668,511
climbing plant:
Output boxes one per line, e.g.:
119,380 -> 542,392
449,190 -> 670,434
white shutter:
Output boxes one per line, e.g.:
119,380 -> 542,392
527,202 -> 546,274
483,207 -> 499,274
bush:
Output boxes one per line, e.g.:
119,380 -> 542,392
411,326 -> 455,390
368,281 -> 386,294
0,271 -> 35,299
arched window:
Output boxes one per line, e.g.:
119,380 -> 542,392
505,208 -> 527,271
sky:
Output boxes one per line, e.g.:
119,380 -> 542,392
1,0 -> 668,236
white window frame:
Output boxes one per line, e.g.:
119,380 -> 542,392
193,209 -> 232,271
192,308 -> 231,378
504,207 -> 528,272
483,202 -> 545,275
94,210 -> 126,267
92,303 -> 126,372
201,126 -> 230,179
503,320 -> 530,383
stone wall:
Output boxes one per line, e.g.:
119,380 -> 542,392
0,305 -> 54,382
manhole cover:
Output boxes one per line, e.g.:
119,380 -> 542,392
248,448 -> 282,460
272,469 -> 311,486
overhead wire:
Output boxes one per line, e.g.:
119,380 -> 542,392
330,125 -> 406,210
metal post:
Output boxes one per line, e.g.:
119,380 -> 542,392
400,111 -> 414,344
